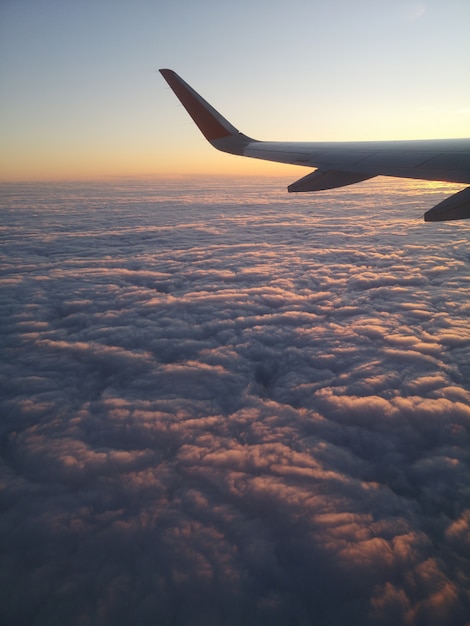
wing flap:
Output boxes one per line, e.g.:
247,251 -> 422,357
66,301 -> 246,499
288,169 -> 375,192
424,186 -> 470,221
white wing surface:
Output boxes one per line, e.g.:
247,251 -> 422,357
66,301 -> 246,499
160,69 -> 470,221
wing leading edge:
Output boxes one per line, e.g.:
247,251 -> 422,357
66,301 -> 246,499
160,69 -> 470,221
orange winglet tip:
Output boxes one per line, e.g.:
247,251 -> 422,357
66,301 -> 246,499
160,69 -> 234,142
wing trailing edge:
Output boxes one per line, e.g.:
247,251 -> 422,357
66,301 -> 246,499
159,69 -> 470,221
424,186 -> 470,221
288,170 -> 375,192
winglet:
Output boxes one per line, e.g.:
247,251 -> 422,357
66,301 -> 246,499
160,69 -> 240,142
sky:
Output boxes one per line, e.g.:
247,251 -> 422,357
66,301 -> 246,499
1,177 -> 470,625
1,0 -> 470,181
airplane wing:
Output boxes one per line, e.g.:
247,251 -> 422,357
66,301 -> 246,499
159,69 -> 470,221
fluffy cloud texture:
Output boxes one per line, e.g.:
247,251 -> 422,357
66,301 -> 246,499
1,177 -> 469,625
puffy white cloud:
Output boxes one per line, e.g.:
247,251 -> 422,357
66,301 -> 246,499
1,177 -> 469,625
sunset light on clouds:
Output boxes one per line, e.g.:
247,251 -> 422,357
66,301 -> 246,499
1,0 -> 469,181
1,2 -> 470,625
1,177 -> 470,625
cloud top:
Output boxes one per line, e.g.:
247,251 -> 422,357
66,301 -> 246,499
1,177 -> 469,625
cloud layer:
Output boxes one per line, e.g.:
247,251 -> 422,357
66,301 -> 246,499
1,177 -> 469,625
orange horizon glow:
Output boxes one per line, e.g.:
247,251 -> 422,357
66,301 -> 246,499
3,129 -> 469,184
0,150 -> 305,183
2,1 -> 469,186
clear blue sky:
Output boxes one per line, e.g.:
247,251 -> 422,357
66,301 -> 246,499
1,0 -> 469,180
